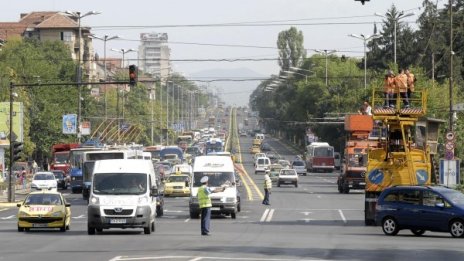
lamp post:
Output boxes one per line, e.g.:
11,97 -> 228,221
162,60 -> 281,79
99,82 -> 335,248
111,48 -> 135,142
349,33 -> 381,89
91,34 -> 120,120
7,83 -> 16,202
65,11 -> 101,142
375,11 -> 414,65
314,50 -> 336,86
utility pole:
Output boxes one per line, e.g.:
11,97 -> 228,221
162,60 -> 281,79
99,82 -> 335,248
449,0 -> 454,131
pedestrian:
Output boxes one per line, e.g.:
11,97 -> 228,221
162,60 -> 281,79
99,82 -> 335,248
364,101 -> 372,115
383,70 -> 395,108
262,173 -> 272,205
395,69 -> 409,108
198,176 -> 226,236
405,68 -> 416,100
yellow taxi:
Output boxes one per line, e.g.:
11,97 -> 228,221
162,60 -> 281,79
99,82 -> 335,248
17,191 -> 71,232
250,145 -> 261,154
163,173 -> 191,197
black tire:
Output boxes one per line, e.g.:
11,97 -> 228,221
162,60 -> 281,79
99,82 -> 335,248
87,226 -> 96,235
295,182 -> 298,188
144,224 -> 151,235
17,226 -> 24,232
151,221 -> 155,232
25,228 -> 30,232
411,229 -> 425,236
382,217 -> 399,236
156,205 -> 164,217
304,172 -> 307,176
449,220 -> 464,238
277,182 -> 281,187
231,212 -> 236,219
190,211 -> 200,219
60,222 -> 66,232
237,202 -> 241,212
96,228 -> 103,233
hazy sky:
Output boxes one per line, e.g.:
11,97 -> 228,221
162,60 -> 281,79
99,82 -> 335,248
2,0 -> 445,105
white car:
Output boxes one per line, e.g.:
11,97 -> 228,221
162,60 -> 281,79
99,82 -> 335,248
254,157 -> 271,174
277,169 -> 298,187
292,160 -> 307,176
253,153 -> 267,162
31,172 -> 57,191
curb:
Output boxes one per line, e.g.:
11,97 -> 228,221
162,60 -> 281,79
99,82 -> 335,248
0,202 -> 20,207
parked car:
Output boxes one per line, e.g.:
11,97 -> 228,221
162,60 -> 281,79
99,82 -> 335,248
17,191 -> 70,232
375,186 -> 464,238
292,160 -> 307,176
51,170 -> 66,189
277,169 -> 298,187
30,172 -> 57,191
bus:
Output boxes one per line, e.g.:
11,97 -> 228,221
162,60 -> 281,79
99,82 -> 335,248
205,138 -> 224,155
305,142 -> 335,173
69,147 -> 102,193
82,149 -> 143,200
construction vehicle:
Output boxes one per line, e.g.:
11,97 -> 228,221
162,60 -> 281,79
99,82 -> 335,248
364,87 -> 438,225
337,115 -> 379,194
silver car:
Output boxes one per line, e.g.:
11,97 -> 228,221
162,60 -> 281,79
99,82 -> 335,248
292,160 -> 307,176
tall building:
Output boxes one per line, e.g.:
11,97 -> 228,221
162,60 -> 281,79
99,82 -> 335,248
138,33 -> 171,80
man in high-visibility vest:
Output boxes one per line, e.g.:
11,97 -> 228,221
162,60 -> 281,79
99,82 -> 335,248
262,173 -> 272,205
198,176 -> 226,236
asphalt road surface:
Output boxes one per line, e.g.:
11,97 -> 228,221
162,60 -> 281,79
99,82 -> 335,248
1,135 -> 464,260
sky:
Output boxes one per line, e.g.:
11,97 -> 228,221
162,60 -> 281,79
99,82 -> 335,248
1,0 -> 446,106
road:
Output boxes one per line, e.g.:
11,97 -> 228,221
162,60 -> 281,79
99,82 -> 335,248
1,131 -> 464,260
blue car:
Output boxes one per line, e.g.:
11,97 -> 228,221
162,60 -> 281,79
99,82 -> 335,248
375,186 -> 464,238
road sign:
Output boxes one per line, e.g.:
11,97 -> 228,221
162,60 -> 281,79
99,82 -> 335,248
446,132 -> 455,141
445,142 -> 455,151
440,159 -> 460,186
445,150 -> 454,160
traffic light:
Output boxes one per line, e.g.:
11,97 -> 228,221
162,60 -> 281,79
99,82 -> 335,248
129,65 -> 137,86
12,141 -> 23,162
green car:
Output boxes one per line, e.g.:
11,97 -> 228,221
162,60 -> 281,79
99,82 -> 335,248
268,164 -> 284,184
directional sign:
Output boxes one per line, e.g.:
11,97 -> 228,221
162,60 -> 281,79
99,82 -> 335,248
445,142 -> 455,151
453,103 -> 464,111
445,151 -> 454,160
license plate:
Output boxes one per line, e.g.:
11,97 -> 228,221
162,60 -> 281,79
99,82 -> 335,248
32,223 -> 48,227
110,219 -> 126,224
211,207 -> 221,211
359,182 -> 366,185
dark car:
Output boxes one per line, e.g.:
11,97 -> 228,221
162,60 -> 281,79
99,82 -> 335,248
260,142 -> 271,151
51,170 -> 66,189
375,186 -> 464,238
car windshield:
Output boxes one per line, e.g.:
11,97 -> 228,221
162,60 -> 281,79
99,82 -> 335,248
53,172 -> 63,179
348,153 -> 367,167
168,175 -> 189,183
281,170 -> 296,176
193,172 -> 234,187
442,190 -> 464,205
293,161 -> 304,166
54,153 -> 68,164
25,194 -> 62,205
93,173 -> 147,195
34,174 -> 55,180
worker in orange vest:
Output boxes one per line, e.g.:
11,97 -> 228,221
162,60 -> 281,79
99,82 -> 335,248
383,70 -> 396,108
405,68 -> 416,100
395,69 -> 409,108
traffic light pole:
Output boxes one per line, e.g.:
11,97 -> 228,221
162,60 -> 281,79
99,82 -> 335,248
8,82 -> 14,202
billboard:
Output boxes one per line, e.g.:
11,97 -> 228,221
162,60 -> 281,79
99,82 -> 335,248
0,102 -> 24,143
62,114 -> 77,134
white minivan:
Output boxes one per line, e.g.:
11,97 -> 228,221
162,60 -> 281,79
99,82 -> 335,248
255,157 -> 271,174
189,155 -> 240,219
87,159 -> 159,235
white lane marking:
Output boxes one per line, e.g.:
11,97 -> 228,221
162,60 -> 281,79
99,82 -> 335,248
189,257 -> 203,261
301,211 -> 312,216
1,215 -> 15,220
338,209 -> 347,224
300,218 -> 313,223
111,256 -> 331,261
265,209 -> 274,222
72,214 -> 86,219
164,210 -> 184,213
62,193 -> 70,196
0,208 -> 8,212
184,218 -> 190,223
260,208 -> 270,222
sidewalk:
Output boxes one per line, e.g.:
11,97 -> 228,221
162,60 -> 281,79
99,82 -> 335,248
0,184 -> 30,207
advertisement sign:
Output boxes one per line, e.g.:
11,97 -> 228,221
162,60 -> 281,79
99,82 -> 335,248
62,114 -> 77,134
81,121 -> 91,135
439,159 -> 460,186
0,102 -> 24,142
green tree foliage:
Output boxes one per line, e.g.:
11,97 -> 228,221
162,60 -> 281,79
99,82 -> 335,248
277,27 -> 306,71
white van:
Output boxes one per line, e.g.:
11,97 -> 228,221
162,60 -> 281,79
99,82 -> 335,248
189,156 -> 240,219
87,159 -> 159,235
255,157 -> 271,174
255,133 -> 265,141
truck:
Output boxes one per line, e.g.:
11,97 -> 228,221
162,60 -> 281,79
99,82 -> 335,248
50,143 -> 79,175
364,86 -> 441,225
337,115 -> 378,194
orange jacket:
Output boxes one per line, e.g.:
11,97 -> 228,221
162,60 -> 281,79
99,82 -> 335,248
383,76 -> 395,93
395,73 -> 408,93
406,73 -> 415,92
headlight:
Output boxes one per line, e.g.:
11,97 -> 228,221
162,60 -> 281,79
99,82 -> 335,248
72,177 -> 76,181
90,196 -> 99,205
138,196 -> 149,204
51,211 -> 63,217
18,211 -> 29,217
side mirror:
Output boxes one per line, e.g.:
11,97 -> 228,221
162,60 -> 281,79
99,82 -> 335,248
65,203 -> 71,207
16,203 -> 21,207
435,202 -> 445,208
150,187 -> 159,197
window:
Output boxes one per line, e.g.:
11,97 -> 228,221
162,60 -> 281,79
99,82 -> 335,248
61,31 -> 72,42
383,191 -> 399,202
422,190 -> 444,207
398,190 -> 420,205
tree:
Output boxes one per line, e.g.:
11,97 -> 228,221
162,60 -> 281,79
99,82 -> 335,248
277,27 -> 306,71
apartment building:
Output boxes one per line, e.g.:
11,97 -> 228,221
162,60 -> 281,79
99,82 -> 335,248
138,33 -> 171,81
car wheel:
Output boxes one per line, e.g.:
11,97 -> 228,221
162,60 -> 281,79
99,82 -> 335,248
25,228 -> 30,232
96,228 -> 103,233
156,205 -> 164,217
304,172 -> 307,176
411,229 -> 425,236
382,217 -> 399,236
450,220 -> 464,238
144,224 -> 151,235
237,202 -> 241,212
87,226 -> 96,235
151,221 -> 155,232
295,182 -> 298,188
231,212 -> 236,219
17,226 -> 24,232
60,222 -> 66,232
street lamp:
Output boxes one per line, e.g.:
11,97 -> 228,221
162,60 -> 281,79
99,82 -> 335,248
349,33 -> 381,89
375,11 -> 414,65
64,11 -> 101,142
314,49 -> 336,86
111,48 -> 135,142
91,34 -> 120,119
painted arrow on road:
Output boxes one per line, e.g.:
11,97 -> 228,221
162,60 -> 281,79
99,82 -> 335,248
72,214 -> 86,219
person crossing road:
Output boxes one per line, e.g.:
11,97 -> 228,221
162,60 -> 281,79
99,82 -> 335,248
262,173 -> 272,205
